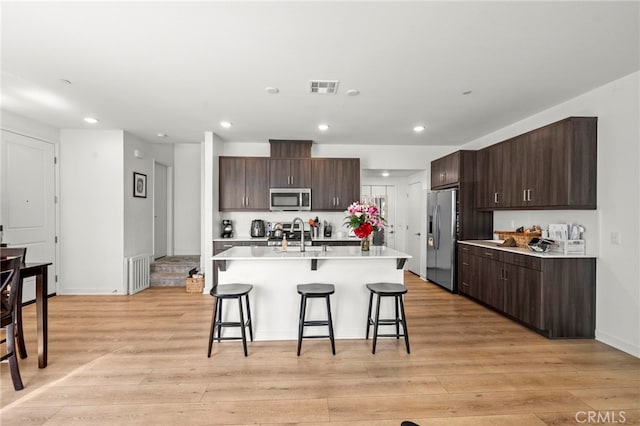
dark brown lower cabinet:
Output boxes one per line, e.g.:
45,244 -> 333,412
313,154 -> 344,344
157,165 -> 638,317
457,243 -> 595,338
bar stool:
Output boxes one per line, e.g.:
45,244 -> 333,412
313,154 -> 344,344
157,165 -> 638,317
208,284 -> 253,357
365,282 -> 410,354
297,283 -> 335,356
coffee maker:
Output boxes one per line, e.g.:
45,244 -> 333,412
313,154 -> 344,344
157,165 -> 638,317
221,220 -> 233,238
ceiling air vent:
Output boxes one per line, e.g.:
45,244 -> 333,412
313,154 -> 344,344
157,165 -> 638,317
309,80 -> 339,95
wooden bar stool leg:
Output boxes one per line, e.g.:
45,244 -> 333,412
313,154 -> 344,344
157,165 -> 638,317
208,297 -> 219,357
399,295 -> 410,354
216,299 -> 224,342
372,294 -> 382,354
395,295 -> 400,339
365,291 -> 374,339
297,295 -> 307,356
245,294 -> 254,342
238,297 -> 248,357
326,295 -> 336,355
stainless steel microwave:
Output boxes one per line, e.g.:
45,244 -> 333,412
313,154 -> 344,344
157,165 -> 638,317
269,188 -> 311,211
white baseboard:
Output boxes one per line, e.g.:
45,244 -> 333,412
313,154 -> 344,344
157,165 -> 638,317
596,330 -> 640,358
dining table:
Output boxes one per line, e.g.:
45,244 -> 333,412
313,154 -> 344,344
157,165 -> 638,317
20,262 -> 52,368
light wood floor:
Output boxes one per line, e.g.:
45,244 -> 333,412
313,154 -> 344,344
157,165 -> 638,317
2,272 -> 639,425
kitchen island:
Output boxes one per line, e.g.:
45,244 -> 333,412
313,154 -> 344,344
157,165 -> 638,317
211,245 -> 411,341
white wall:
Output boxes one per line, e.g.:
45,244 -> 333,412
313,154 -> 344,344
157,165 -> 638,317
174,143 -> 201,255
123,132 -> 154,259
1,109 -> 60,143
59,130 -> 125,294
462,71 -> 640,357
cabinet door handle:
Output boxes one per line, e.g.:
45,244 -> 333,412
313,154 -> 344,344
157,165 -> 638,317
523,189 -> 528,201
494,192 -> 499,204
484,252 -> 493,257
291,176 -> 294,185
527,189 -> 532,201
462,262 -> 469,266
245,197 -> 249,206
462,247 -> 469,252
336,197 -> 339,206
241,196 -> 245,206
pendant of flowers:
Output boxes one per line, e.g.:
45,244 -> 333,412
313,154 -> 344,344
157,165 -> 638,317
345,201 -> 385,250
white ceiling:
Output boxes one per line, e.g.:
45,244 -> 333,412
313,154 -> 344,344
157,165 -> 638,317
2,1 -> 638,147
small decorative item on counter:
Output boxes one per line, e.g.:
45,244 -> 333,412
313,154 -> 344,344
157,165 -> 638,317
499,237 -> 518,247
281,234 -> 288,251
344,201 -> 385,251
495,227 -> 542,247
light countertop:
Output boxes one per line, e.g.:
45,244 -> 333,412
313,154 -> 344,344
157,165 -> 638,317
459,240 -> 597,258
213,236 -> 359,242
212,245 -> 411,261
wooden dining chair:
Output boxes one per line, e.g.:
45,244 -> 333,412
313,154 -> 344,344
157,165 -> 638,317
1,256 -> 25,390
0,247 -> 28,359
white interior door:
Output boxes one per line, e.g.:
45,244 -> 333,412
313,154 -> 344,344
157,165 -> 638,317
154,162 -> 168,259
361,185 -> 396,249
407,182 -> 422,275
1,130 -> 56,300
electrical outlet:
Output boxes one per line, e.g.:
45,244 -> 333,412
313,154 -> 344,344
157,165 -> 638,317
610,232 -> 621,245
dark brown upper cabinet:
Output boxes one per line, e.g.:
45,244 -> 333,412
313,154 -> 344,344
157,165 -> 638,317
430,150 -> 493,240
270,158 -> 312,188
219,156 -> 270,211
430,151 -> 461,189
477,117 -> 597,210
311,158 -> 360,211
269,139 -> 312,158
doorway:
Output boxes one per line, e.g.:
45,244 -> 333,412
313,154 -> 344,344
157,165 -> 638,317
1,130 -> 57,300
406,181 -> 422,275
153,162 -> 170,259
361,185 -> 397,249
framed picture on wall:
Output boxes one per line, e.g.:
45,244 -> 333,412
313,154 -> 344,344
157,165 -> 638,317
133,172 -> 147,198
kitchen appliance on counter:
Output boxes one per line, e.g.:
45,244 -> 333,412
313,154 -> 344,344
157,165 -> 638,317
323,221 -> 332,238
269,188 -> 311,211
221,220 -> 233,238
267,222 -> 312,246
251,219 -> 266,237
427,189 -> 457,292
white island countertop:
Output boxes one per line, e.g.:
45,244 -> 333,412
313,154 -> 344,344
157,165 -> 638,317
212,245 -> 411,261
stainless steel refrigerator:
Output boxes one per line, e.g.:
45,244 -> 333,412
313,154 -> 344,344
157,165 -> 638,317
427,189 -> 457,292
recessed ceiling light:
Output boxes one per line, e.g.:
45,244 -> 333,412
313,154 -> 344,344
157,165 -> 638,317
345,89 -> 360,96
462,90 -> 473,95
318,123 -> 329,131
220,121 -> 232,128
413,125 -> 426,133
381,171 -> 390,177
84,117 -> 99,124
265,86 -> 279,94
157,132 -> 168,138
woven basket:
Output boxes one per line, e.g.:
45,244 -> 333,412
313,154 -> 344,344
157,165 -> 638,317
495,231 -> 541,248
185,277 -> 204,293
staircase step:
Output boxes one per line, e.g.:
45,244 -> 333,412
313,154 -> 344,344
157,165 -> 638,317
150,255 -> 200,287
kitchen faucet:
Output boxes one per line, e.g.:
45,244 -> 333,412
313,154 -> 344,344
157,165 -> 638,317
292,217 -> 305,252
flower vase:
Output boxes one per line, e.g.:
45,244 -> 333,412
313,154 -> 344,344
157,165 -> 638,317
360,237 -> 370,251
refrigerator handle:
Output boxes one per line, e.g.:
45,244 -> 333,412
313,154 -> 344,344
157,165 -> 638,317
434,204 -> 440,249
